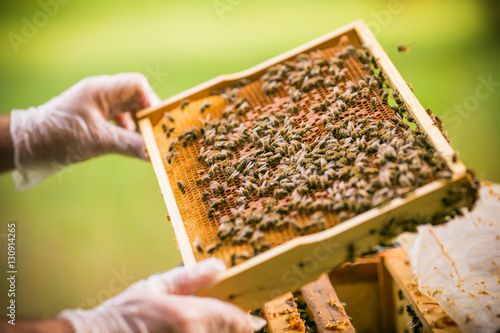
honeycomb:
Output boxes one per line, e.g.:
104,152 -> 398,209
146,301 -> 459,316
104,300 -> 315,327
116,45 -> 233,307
152,35 -> 453,267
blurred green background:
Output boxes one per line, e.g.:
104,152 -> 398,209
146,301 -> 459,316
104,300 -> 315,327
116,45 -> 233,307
0,0 -> 498,319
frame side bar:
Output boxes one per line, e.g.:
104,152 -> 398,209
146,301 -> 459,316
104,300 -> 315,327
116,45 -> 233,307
139,118 -> 197,265
354,21 -> 466,176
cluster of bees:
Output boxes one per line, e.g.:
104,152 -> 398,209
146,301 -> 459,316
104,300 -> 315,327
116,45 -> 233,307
162,37 -> 455,266
255,294 -> 316,333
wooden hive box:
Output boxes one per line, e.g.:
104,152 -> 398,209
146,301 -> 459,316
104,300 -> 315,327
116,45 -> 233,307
137,19 -> 477,310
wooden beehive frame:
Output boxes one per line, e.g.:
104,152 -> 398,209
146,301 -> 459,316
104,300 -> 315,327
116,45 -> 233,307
138,19 -> 473,310
261,274 -> 355,333
380,248 -> 461,332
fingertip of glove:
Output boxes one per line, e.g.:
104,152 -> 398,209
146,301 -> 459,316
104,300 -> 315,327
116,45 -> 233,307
123,72 -> 162,108
200,257 -> 227,271
196,258 -> 227,280
248,315 -> 267,331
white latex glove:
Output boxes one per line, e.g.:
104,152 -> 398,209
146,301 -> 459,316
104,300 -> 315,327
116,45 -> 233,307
10,73 -> 161,190
59,258 -> 267,333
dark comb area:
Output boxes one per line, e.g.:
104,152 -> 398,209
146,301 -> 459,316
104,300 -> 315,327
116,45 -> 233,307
153,35 -> 455,268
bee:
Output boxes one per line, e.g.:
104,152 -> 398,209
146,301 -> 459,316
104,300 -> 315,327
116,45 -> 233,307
287,102 -> 299,114
370,96 -> 378,110
310,103 -> 326,113
434,115 -> 445,131
226,170 -> 240,185
346,152 -> 356,164
399,174 -> 413,187
397,45 -> 411,52
332,86 -> 342,98
168,138 -> 178,152
290,74 -> 305,88
290,220 -> 303,233
162,123 -> 168,133
437,170 -> 453,179
313,55 -> 328,67
310,206 -> 327,221
180,99 -> 190,110
205,243 -> 219,254
394,137 -> 405,149
273,188 -> 289,199
334,68 -> 347,83
177,180 -> 185,193
291,89 -> 303,102
346,81 -> 358,92
311,65 -> 322,76
234,197 -> 247,207
308,174 -> 319,189
337,211 -> 353,222
330,57 -> 344,67
337,100 -> 347,112
210,181 -> 225,195
361,87 -> 370,99
263,81 -> 278,95
379,89 -> 389,102
249,230 -> 265,245
201,191 -> 211,202
196,174 -> 212,186
258,214 -> 278,231
217,222 -> 233,240
338,129 -> 349,139
324,76 -> 337,87
369,78 -> 379,90
254,242 -> 271,254
207,208 -> 216,218
341,90 -> 357,104
257,186 -> 267,197
208,163 -> 220,176
230,251 -> 253,266
237,101 -> 251,115
166,151 -> 178,164
397,120 -> 409,130
210,198 -> 227,210
165,112 -> 175,123
166,127 -> 175,138
392,91 -> 404,106
328,64 -> 339,75
193,236 -> 203,253
301,78 -> 316,93
200,100 -> 212,113
268,73 -> 284,82
280,181 -> 296,191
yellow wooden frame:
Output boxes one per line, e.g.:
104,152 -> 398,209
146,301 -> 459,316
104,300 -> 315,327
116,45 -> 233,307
138,19 -> 472,310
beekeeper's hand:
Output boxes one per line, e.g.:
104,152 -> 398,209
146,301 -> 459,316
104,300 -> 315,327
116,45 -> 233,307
59,258 -> 266,333
10,73 -> 161,190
